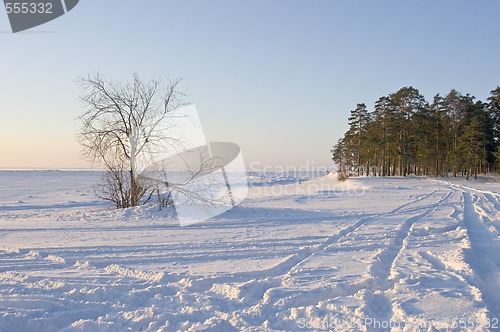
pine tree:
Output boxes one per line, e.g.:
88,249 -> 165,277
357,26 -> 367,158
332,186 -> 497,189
488,87 -> 500,140
372,96 -> 398,176
390,87 -> 426,176
487,87 -> 500,170
346,103 -> 370,176
331,138 -> 349,180
429,94 -> 448,176
458,117 -> 486,180
412,103 -> 434,175
473,100 -> 495,173
495,146 -> 500,173
443,89 -> 467,176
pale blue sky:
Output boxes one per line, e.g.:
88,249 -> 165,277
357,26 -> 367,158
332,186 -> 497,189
1,1 -> 500,169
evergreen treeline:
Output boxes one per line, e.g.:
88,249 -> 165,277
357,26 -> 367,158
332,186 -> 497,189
332,86 -> 500,180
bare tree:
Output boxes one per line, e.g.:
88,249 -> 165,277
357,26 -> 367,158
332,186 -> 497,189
77,73 -> 183,208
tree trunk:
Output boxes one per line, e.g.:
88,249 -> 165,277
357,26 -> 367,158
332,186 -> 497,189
382,150 -> 386,177
130,170 -> 139,206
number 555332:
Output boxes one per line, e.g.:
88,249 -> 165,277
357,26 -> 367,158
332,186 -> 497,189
5,2 -> 53,14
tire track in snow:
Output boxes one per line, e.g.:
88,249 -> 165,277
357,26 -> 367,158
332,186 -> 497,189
429,178 -> 500,236
429,178 -> 500,213
285,189 -> 440,276
456,183 -> 500,213
253,188 -> 442,285
205,188 -> 444,302
481,192 -> 500,212
461,192 -> 500,320
213,188 -> 450,326
428,179 -> 500,316
359,190 -> 454,328
424,179 -> 500,318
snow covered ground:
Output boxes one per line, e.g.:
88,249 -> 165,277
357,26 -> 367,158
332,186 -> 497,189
0,170 -> 499,331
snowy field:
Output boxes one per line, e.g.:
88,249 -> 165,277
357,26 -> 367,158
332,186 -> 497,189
0,170 -> 499,331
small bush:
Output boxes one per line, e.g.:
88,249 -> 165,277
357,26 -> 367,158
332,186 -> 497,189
337,171 -> 349,182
